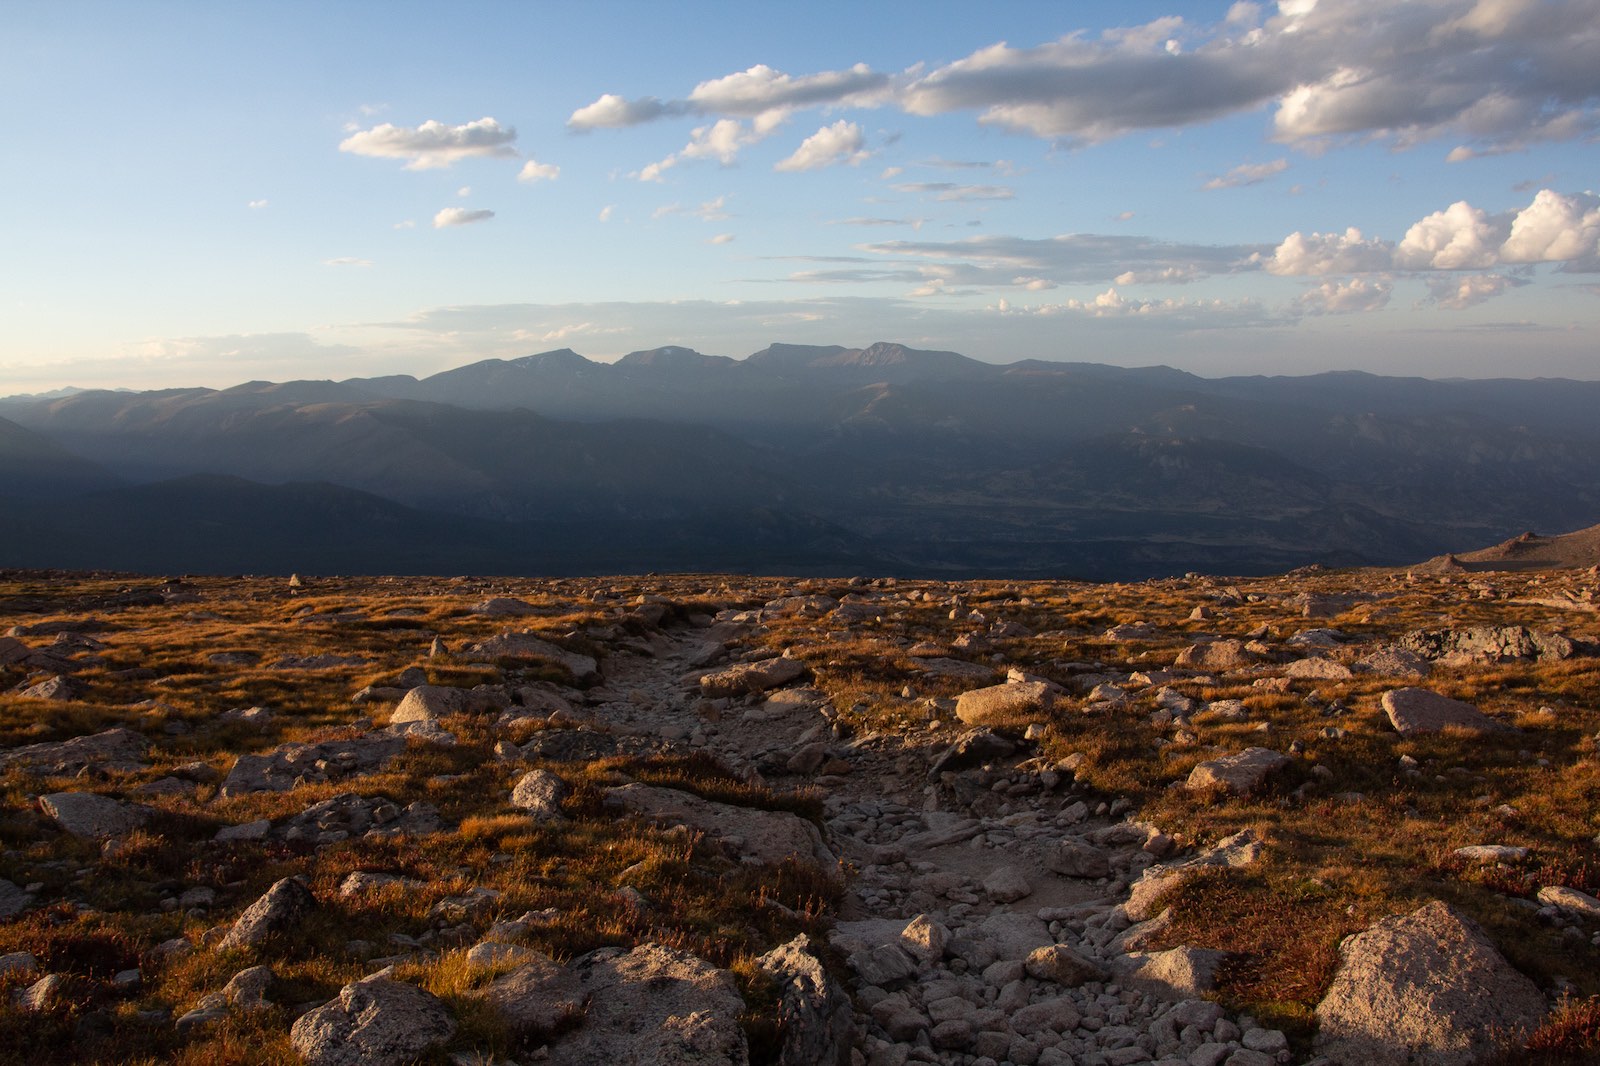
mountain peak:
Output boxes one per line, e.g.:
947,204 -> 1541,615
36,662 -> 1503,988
615,345 -> 733,370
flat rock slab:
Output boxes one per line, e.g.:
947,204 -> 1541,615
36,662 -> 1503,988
1536,885 -> 1600,921
462,632 -> 599,682
699,656 -> 807,697
291,977 -> 456,1066
0,878 -> 35,919
0,727 -> 149,776
219,733 -> 409,796
1174,639 -> 1257,671
1315,900 -> 1546,1066
517,943 -> 748,1066
40,792 -> 151,839
1186,747 -> 1290,795
603,783 -> 834,868
1382,688 -> 1513,736
954,680 -> 1055,726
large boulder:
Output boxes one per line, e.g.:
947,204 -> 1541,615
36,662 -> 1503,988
1185,747 -> 1290,795
953,681 -> 1055,726
757,935 -> 852,1066
603,783 -> 835,868
1399,625 -> 1577,664
510,769 -> 570,821
1174,639 -> 1258,671
538,943 -> 749,1066
219,877 -> 316,951
1314,900 -> 1546,1066
290,977 -> 456,1066
389,685 -> 474,723
480,950 -> 587,1035
1381,689 -> 1513,736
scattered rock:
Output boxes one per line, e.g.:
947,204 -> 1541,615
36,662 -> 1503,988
39,791 -> 151,839
953,680 -> 1055,726
1185,747 -> 1290,795
1024,944 -> 1108,986
1400,625 -> 1578,664
509,768 -> 570,821
1536,885 -> 1600,921
1174,640 -> 1258,671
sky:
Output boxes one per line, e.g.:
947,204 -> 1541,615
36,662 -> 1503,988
3,0 -> 1599,393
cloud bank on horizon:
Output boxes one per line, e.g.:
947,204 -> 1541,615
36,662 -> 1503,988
2,0 -> 1598,392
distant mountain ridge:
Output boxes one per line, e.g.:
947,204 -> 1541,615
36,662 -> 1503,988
2,342 -> 1597,578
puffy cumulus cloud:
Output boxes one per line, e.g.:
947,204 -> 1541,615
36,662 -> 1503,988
1425,272 -> 1525,308
707,233 -> 735,245
1295,277 -> 1393,315
1202,158 -> 1288,189
1499,189 -> 1600,264
1263,227 -> 1393,275
1013,275 -> 1059,290
1394,200 -> 1509,269
636,119 -> 768,182
433,207 -> 495,228
891,182 -> 1014,202
518,159 -> 559,182
340,117 -> 518,169
775,120 -> 870,172
569,3 -> 1598,156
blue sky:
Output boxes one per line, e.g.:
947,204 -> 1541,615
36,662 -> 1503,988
3,0 -> 1598,392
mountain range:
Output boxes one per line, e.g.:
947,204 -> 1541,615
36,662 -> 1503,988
4,341 -> 1598,578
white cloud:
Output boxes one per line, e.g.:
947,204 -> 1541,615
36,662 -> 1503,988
654,196 -> 731,223
457,186 -> 471,197
1295,277 -> 1393,314
1425,273 -> 1523,308
880,165 -> 905,180
339,117 -> 518,170
707,233 -> 735,245
568,4 -> 1600,156
680,119 -> 755,164
1499,189 -> 1600,263
247,199 -> 268,209
1202,158 -> 1288,189
775,120 -> 870,172
1013,276 -> 1059,290
323,257 -> 372,268
433,207 -> 495,228
1395,200 -> 1509,269
598,205 -> 615,222
994,287 -> 1265,320
891,182 -> 1014,201
1113,267 -> 1201,284
518,159 -> 560,182
1263,227 -> 1393,275
568,93 -> 678,129
688,63 -> 892,117
393,220 -> 415,230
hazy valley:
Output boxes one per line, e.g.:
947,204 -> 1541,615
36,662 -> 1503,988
4,343 -> 1599,580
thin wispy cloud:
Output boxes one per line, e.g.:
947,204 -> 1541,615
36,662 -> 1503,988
433,207 -> 495,228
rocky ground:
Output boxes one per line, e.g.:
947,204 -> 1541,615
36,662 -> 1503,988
2,563 -> 1600,1065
